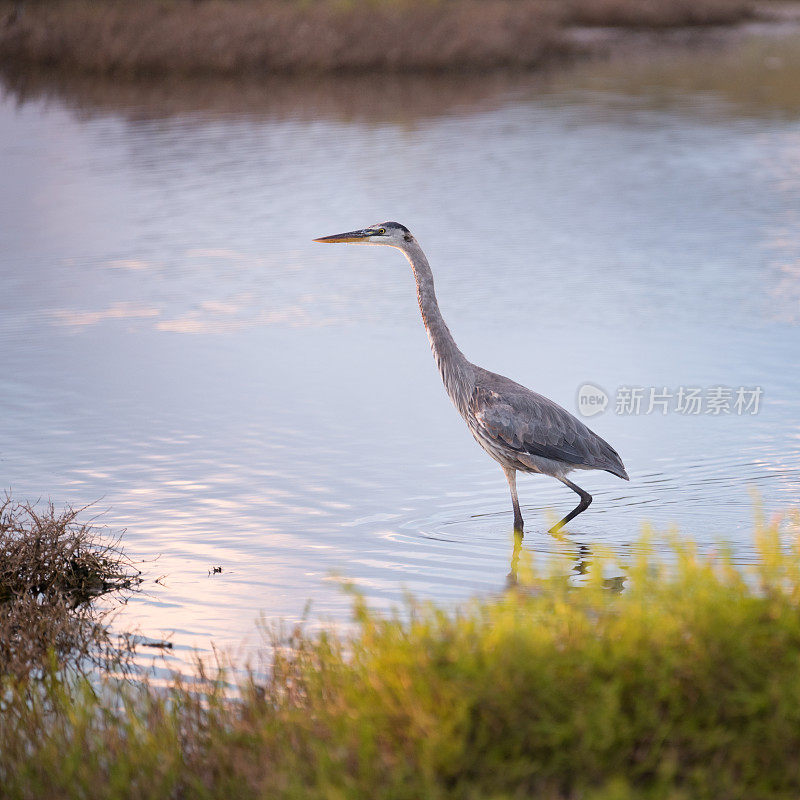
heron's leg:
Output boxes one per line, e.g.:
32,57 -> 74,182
549,477 -> 592,535
503,467 -> 524,533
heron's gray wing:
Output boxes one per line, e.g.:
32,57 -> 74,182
470,377 -> 628,478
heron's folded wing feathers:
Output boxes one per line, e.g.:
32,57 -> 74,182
470,382 -> 627,477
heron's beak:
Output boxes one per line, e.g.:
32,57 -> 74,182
313,228 -> 375,244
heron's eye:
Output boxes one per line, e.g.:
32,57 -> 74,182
378,228 -> 386,235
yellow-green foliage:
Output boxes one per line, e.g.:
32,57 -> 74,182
3,512 -> 800,799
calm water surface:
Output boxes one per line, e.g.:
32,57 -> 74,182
2,35 -> 800,671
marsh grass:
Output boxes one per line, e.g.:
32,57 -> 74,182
0,498 -> 141,679
0,0 -> 755,76
0,0 -> 561,75
3,510 -> 800,799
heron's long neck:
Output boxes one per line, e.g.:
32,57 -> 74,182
401,241 -> 474,412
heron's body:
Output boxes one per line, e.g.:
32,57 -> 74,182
315,221 -> 628,534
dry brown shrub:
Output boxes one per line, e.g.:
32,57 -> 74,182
0,498 -> 140,679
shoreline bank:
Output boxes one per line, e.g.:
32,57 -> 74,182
1,0 -> 793,77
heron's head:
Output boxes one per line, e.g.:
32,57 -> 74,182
314,221 -> 414,249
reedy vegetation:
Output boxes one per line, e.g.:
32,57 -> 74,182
2,509 -> 800,799
0,0 -> 755,76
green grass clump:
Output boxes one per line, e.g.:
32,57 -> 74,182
3,512 -> 800,799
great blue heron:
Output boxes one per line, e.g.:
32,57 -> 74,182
315,222 -> 629,534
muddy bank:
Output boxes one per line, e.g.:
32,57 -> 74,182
565,0 -> 800,54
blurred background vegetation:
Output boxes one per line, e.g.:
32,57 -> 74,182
0,0 -> 772,75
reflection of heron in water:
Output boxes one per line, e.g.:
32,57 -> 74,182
571,543 -> 626,592
315,222 -> 628,535
507,536 -> 626,592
